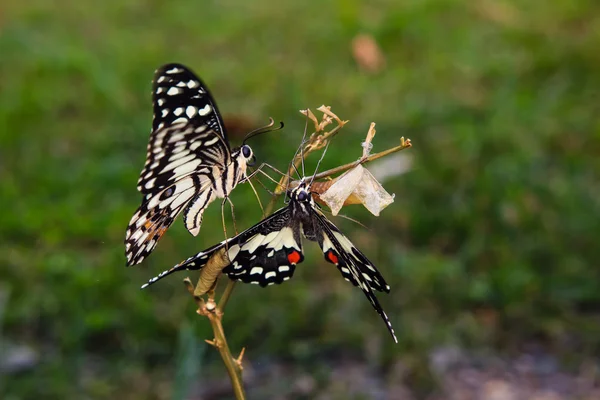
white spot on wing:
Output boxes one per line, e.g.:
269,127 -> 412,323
228,245 -> 240,260
166,67 -> 183,74
144,178 -> 156,190
186,106 -> 197,118
199,104 -> 212,116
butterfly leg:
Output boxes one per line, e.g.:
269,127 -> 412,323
220,198 -> 230,251
243,163 -> 288,183
226,196 -> 238,235
220,196 -> 239,252
246,177 -> 266,218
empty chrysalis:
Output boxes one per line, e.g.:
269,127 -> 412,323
314,122 -> 395,216
317,165 -> 395,216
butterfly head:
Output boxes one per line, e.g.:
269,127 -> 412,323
290,178 -> 313,204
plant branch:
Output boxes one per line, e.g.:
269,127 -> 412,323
310,137 -> 412,182
185,250 -> 246,400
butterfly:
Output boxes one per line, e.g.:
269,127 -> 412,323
141,177 -> 397,342
125,63 -> 275,266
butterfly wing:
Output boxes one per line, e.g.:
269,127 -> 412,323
126,174 -> 216,266
152,63 -> 227,136
137,122 -> 229,194
127,64 -> 234,265
312,210 -> 397,342
223,208 -> 304,286
140,63 -> 233,194
141,207 -> 304,288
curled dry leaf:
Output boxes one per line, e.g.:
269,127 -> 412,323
300,108 -> 320,132
317,105 -> 348,127
316,164 -> 395,216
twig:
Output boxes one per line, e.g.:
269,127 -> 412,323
185,250 -> 246,399
309,137 -> 412,182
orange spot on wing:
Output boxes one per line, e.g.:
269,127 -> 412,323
287,251 -> 301,264
327,251 -> 339,264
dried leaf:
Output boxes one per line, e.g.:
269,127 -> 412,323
300,108 -> 320,132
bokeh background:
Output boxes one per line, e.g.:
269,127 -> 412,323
1,0 -> 600,399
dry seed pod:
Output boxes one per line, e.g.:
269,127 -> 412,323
318,165 -> 395,216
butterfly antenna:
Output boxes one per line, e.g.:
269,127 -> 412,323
286,137 -> 305,194
243,118 -> 284,144
309,141 -> 330,187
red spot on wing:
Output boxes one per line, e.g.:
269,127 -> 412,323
327,251 -> 339,265
287,250 -> 301,264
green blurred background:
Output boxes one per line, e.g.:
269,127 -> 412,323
1,0 -> 599,399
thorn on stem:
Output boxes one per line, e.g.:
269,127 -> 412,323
235,347 -> 246,370
183,277 -> 194,295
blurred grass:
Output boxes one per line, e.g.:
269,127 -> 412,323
1,0 -> 600,398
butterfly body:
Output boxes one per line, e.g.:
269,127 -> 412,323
125,64 -> 256,266
142,178 -> 397,342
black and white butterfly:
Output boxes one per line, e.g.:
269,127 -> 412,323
125,63 -> 276,266
141,177 -> 397,342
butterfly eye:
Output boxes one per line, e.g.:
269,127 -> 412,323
241,145 -> 252,159
297,191 -> 308,201
247,155 -> 256,167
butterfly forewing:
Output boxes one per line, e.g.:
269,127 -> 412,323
223,209 -> 304,286
137,123 -> 229,194
152,64 -> 226,135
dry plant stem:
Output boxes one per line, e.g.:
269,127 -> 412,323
218,280 -> 237,312
311,138 -> 412,182
186,250 -> 247,400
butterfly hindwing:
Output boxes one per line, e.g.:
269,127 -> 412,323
126,174 -> 216,265
315,210 -> 390,293
312,210 -> 397,343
